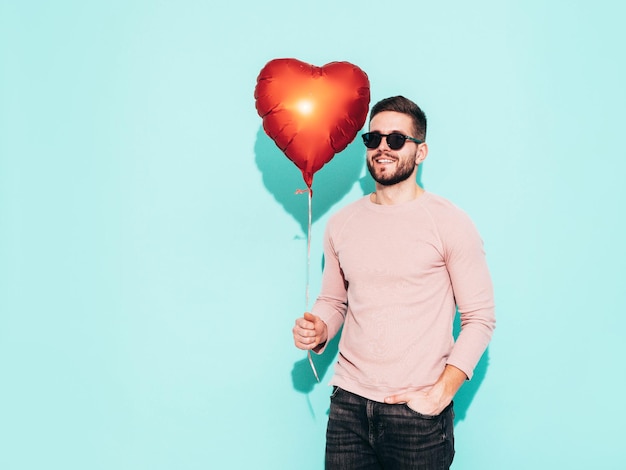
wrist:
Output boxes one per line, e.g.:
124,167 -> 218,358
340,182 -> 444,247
435,364 -> 467,400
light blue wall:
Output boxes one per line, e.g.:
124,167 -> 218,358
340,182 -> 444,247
1,1 -> 624,468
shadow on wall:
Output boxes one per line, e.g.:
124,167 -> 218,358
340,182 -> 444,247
254,124 -> 362,400
291,328 -> 342,395
254,126 -> 365,235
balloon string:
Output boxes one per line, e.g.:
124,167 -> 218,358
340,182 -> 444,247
306,188 -> 312,308
297,187 -> 320,383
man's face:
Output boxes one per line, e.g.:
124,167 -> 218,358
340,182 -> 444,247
366,111 -> 423,186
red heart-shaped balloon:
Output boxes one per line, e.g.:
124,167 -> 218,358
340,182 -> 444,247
255,58 -> 370,188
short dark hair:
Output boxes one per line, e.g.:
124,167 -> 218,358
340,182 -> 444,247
370,96 -> 427,141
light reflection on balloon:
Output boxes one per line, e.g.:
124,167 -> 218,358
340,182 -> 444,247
296,99 -> 314,116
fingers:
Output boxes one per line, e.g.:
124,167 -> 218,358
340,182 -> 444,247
384,391 -> 445,416
293,312 -> 321,350
384,393 -> 407,405
295,315 -> 315,330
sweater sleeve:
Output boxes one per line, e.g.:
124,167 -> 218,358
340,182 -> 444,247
441,210 -> 496,380
311,220 -> 348,354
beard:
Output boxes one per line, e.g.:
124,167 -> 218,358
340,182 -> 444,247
366,153 -> 417,186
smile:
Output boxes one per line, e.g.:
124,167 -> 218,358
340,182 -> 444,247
374,156 -> 396,164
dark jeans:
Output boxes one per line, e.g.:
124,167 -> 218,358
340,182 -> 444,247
325,387 -> 455,470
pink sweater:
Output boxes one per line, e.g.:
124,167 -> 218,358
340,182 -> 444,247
312,191 -> 495,402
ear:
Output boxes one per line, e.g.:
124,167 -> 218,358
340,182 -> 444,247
415,142 -> 428,165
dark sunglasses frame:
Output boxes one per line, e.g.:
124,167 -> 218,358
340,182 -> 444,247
362,132 -> 424,150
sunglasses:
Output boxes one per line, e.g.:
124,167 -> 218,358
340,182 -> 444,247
362,132 -> 423,150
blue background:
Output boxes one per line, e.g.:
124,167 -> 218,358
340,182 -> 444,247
1,1 -> 624,468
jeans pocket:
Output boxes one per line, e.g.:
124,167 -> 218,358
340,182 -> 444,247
330,386 -> 341,399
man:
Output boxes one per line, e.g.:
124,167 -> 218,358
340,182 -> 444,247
292,96 -> 495,469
